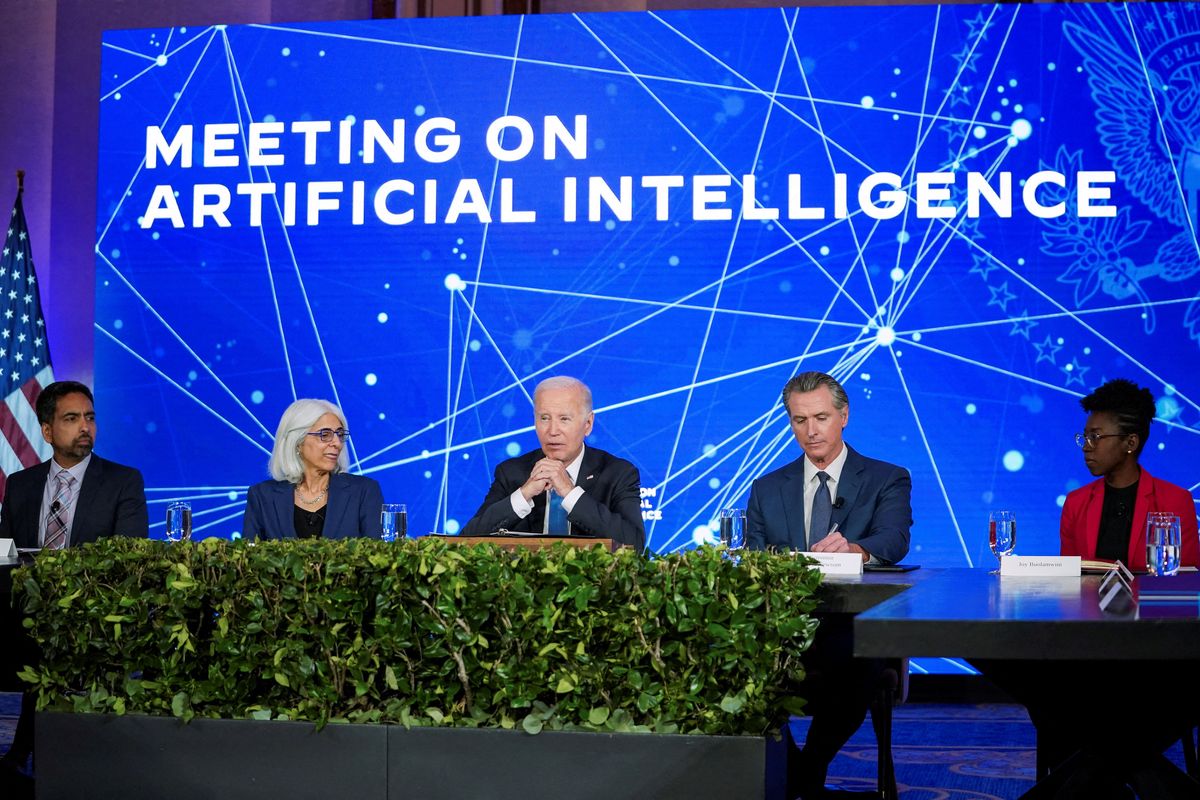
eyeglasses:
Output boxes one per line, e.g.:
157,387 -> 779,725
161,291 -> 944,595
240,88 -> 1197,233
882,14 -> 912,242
304,428 -> 350,443
1074,432 -> 1125,449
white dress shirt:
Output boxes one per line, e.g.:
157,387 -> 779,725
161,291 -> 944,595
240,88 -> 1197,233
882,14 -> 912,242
803,444 -> 848,542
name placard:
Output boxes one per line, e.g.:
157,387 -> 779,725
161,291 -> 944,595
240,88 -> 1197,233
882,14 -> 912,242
999,555 -> 1081,577
801,551 -> 864,575
0,538 -> 16,559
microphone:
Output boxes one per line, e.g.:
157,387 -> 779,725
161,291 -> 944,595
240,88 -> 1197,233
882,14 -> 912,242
50,500 -> 61,514
833,497 -> 845,510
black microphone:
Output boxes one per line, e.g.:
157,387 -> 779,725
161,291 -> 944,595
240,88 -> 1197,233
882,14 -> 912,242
833,497 -> 845,510
50,500 -> 61,514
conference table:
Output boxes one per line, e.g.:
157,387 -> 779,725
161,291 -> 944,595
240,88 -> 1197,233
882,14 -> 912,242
844,567 -> 1200,798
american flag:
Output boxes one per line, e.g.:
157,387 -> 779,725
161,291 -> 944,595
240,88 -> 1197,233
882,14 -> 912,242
0,186 -> 54,499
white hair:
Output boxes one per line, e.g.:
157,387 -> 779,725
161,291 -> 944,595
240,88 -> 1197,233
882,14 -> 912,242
533,376 -> 593,415
268,398 -> 350,482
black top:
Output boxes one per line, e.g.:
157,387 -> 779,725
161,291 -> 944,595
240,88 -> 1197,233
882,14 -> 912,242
293,505 -> 326,539
1095,479 -> 1139,562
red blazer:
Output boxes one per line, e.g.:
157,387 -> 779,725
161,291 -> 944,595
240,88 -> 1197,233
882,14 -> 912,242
1059,469 -> 1199,570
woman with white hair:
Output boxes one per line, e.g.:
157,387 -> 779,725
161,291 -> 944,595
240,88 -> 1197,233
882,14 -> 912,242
241,399 -> 384,540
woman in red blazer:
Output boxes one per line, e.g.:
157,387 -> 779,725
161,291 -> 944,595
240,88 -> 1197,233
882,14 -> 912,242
1060,378 -> 1199,570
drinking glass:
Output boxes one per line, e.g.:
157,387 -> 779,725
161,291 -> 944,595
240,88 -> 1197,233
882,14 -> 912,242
988,510 -> 1016,573
719,507 -> 746,551
1145,512 -> 1182,577
381,503 -> 407,543
166,501 -> 192,543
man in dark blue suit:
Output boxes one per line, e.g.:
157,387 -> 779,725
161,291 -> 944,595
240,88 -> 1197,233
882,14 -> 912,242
461,376 -> 644,550
747,371 -> 911,799
0,380 -> 148,776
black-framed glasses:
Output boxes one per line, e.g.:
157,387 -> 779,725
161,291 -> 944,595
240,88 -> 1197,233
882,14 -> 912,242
304,428 -> 350,443
1074,432 -> 1124,449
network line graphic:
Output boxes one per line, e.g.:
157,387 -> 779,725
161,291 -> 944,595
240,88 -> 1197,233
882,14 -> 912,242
94,3 -> 1199,568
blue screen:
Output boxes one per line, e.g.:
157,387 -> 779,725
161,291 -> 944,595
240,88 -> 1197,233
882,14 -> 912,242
96,3 -> 1200,564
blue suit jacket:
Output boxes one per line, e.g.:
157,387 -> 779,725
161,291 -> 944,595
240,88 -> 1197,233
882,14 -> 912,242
746,445 -> 912,564
242,472 -> 385,540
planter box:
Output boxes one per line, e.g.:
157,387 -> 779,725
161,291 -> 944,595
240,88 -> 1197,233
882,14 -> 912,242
37,712 -> 786,800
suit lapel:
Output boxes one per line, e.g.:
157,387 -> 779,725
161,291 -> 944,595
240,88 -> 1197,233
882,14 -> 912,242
272,482 -> 296,538
1083,481 -> 1104,559
18,461 -> 52,547
577,447 -> 602,492
780,459 -> 807,549
324,474 -> 350,538
72,457 -> 104,545
1128,470 -> 1155,567
834,447 -> 864,532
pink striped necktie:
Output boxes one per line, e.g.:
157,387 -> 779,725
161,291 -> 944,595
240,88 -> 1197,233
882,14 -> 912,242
44,472 -> 76,550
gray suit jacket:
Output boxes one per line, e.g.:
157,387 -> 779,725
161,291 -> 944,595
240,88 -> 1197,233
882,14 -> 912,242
746,445 -> 911,564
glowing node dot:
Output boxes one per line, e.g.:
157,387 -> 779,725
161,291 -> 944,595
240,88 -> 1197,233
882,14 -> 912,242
912,332 -> 922,342
896,231 -> 910,244
156,55 -> 168,66
860,96 -> 875,108
115,92 -> 122,100
973,126 -> 987,139
966,403 -> 977,415
228,491 -> 238,501
605,219 -> 616,231
378,412 -> 386,420
445,519 -> 461,535
469,339 -> 481,352
365,373 -> 378,386
1011,119 -> 1033,140
250,390 -> 264,404
281,47 -> 291,56
708,478 -> 721,489
668,255 -> 680,266
462,452 -> 469,460
692,526 -> 717,546
819,246 -> 830,256
890,267 -> 904,282
875,327 -> 895,346
1047,62 -> 1057,71
893,67 -> 901,75
444,273 -> 466,291
1003,450 -> 1025,472
1158,442 -> 1166,451
414,105 -> 426,116
424,470 -> 432,479
1056,495 -> 1066,508
506,442 -> 521,457
377,312 -> 388,323
703,444 -> 716,458
113,319 -> 124,330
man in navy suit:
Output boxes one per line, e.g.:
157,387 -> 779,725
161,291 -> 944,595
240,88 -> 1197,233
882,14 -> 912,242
747,371 -> 911,799
0,380 -> 148,775
461,376 -> 644,550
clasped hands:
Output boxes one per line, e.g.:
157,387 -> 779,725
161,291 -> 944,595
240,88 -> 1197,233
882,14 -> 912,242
519,457 -> 575,501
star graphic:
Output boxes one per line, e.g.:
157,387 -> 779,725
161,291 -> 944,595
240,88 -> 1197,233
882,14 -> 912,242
1063,358 -> 1090,387
951,47 -> 981,73
970,253 -> 999,280
964,10 -> 995,40
950,82 -> 973,107
1009,310 -> 1038,339
1033,335 -> 1062,365
988,281 -> 1016,312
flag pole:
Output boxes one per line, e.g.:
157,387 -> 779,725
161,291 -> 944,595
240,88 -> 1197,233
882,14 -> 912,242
16,169 -> 23,194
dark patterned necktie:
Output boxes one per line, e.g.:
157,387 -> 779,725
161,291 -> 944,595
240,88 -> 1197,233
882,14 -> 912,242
45,472 -> 76,550
808,471 -> 832,549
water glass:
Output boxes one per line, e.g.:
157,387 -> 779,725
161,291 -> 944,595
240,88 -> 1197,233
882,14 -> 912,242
988,510 -> 1016,572
719,507 -> 746,551
1145,512 -> 1182,577
166,501 -> 192,543
381,503 -> 407,543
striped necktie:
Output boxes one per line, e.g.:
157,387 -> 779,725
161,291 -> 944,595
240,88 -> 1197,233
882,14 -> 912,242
45,472 -> 77,550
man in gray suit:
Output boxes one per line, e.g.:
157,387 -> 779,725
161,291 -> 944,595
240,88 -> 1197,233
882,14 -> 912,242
0,380 -> 148,775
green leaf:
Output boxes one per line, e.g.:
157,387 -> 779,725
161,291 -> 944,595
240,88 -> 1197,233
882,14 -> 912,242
385,665 -> 399,691
719,692 -> 745,714
274,672 -> 290,688
522,714 -> 544,735
587,706 -> 610,726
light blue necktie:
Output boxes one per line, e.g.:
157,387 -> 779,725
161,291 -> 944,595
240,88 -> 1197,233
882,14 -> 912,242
808,471 -> 832,549
546,490 -> 570,534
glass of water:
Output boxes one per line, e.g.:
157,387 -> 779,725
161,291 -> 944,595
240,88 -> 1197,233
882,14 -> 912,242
166,501 -> 192,543
719,507 -> 746,551
1145,512 -> 1181,577
381,503 -> 407,543
988,510 -> 1016,573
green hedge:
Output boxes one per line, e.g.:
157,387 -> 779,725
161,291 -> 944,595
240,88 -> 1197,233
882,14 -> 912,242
14,537 -> 821,736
